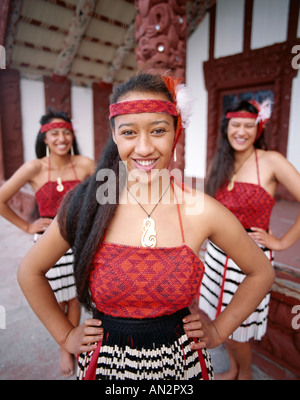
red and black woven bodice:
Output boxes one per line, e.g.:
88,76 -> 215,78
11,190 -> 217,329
90,242 -> 205,319
35,180 -> 80,218
215,182 -> 275,230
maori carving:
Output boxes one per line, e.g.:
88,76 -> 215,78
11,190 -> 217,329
135,0 -> 186,78
53,0 -> 95,78
187,0 -> 216,36
3,0 -> 23,67
44,76 -> 72,117
102,21 -> 136,84
92,81 -> 112,160
135,0 -> 187,172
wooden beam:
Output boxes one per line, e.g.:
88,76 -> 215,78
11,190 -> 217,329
209,3 -> 216,60
53,0 -> 96,78
101,20 -> 136,84
243,0 -> 253,53
287,0 -> 299,41
0,0 -> 11,46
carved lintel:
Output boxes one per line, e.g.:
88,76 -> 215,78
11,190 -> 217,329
135,0 -> 187,172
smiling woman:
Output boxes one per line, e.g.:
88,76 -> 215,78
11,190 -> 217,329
17,73 -> 275,381
0,109 -> 95,377
111,93 -> 176,185
200,98 -> 300,379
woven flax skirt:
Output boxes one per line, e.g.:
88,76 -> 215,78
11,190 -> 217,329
34,233 -> 76,303
199,241 -> 273,342
77,308 -> 214,380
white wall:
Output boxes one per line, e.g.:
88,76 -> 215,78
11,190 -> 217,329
71,85 -> 94,159
215,0 -> 245,58
185,13 -> 209,179
251,0 -> 290,49
20,79 -> 45,162
287,73 -> 300,172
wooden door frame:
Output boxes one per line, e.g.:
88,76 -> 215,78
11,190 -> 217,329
203,40 -> 299,200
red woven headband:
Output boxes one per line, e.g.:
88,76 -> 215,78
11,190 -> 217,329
225,111 -> 258,119
225,106 -> 266,140
40,121 -> 74,133
109,99 -> 178,119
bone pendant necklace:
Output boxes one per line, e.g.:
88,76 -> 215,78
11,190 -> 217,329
56,164 -> 69,192
48,156 -> 69,192
227,149 -> 255,192
56,177 -> 64,192
127,182 -> 171,248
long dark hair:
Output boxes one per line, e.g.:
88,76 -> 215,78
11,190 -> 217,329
205,100 -> 268,197
35,109 -> 80,158
57,73 -> 176,311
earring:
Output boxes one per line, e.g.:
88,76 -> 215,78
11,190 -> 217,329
46,145 -> 50,157
70,145 -> 74,156
173,148 -> 177,162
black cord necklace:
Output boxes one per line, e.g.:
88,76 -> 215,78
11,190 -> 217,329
126,181 -> 171,248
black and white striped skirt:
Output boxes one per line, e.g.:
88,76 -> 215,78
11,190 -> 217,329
77,308 -> 214,380
199,241 -> 273,342
34,233 -> 76,304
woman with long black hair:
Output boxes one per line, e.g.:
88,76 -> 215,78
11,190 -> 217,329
0,109 -> 95,376
18,74 -> 274,380
200,99 -> 300,379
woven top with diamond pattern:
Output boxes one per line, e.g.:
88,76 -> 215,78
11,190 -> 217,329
90,198 -> 205,319
35,157 -> 80,218
215,150 -> 275,230
215,183 -> 275,230
35,180 -> 80,218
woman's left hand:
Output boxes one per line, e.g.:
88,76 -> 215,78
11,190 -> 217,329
249,227 -> 282,250
183,313 -> 222,350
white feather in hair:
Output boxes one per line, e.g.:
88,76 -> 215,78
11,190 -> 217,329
175,84 -> 194,128
256,98 -> 272,125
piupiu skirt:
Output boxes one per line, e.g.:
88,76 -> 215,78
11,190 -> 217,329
34,233 -> 76,303
199,240 -> 273,342
77,308 -> 214,380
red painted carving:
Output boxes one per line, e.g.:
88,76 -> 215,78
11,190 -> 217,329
135,0 -> 187,172
93,81 -> 112,161
0,69 -> 24,179
44,75 -> 72,117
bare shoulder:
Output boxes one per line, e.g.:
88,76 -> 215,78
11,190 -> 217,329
11,158 -> 44,182
259,149 -> 287,165
0,158 -> 45,197
73,155 -> 96,176
23,158 -> 44,174
260,149 -> 299,174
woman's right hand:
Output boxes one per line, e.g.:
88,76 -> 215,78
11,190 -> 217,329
63,319 -> 104,355
27,218 -> 53,234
